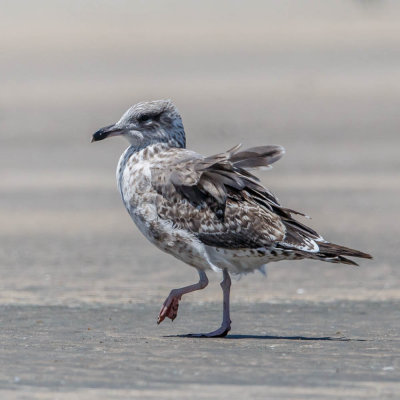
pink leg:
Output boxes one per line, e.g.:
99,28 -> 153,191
188,268 -> 232,338
157,270 -> 208,324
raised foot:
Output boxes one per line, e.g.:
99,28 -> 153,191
157,292 -> 181,324
185,325 -> 231,338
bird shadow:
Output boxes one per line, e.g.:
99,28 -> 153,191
164,334 -> 366,341
224,334 -> 366,341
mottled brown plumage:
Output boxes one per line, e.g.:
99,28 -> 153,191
150,143 -> 371,266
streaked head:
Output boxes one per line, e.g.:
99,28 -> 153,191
92,99 -> 186,149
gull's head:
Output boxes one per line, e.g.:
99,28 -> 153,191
92,99 -> 186,149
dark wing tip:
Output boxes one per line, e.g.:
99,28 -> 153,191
317,242 -> 373,266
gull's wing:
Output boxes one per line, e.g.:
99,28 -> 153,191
151,145 -> 372,264
151,144 -> 320,251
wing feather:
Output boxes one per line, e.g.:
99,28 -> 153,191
230,145 -> 285,169
151,146 -> 288,249
150,145 -> 372,263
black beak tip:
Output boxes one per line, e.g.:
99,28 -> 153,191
91,132 -> 103,143
91,124 -> 120,143
91,130 -> 108,143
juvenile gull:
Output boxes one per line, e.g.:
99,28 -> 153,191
92,99 -> 372,337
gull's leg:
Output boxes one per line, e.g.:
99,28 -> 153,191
188,268 -> 232,338
157,270 -> 208,324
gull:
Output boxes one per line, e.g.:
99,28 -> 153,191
92,99 -> 372,337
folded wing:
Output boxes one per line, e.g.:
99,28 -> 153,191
152,145 -> 287,249
151,144 -> 372,264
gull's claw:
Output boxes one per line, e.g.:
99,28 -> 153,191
157,294 -> 181,324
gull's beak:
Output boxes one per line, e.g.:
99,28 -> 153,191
91,124 -> 124,143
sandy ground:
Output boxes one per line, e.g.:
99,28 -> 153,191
0,301 -> 399,400
1,1 -> 400,399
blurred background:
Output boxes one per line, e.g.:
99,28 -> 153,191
0,0 -> 399,306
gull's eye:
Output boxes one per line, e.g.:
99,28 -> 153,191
138,114 -> 150,123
